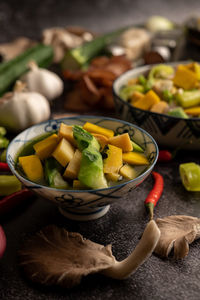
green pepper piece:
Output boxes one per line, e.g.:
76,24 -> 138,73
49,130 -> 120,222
119,84 -> 144,101
131,140 -> 144,153
0,149 -> 7,162
148,64 -> 174,80
163,89 -> 174,103
0,127 -> 6,136
176,90 -> 200,108
44,157 -> 69,189
179,162 -> 200,191
0,175 -> 22,196
0,137 -> 9,149
168,107 -> 189,119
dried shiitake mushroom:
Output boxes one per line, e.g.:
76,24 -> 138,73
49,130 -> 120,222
19,220 -> 160,288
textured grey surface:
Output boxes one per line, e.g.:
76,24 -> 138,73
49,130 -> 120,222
0,1 -> 200,299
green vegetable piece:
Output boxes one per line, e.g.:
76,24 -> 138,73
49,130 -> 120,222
78,146 -> 108,189
179,162 -> 200,191
0,136 -> 9,149
0,127 -> 6,136
119,85 -> 144,101
138,75 -> 147,86
61,27 -> 127,70
148,64 -> 174,80
73,125 -> 100,151
168,107 -> 189,119
0,149 -> 7,162
162,90 -> 174,102
131,140 -> 144,153
0,44 -> 53,96
0,175 -> 22,196
176,90 -> 200,108
45,157 -> 68,189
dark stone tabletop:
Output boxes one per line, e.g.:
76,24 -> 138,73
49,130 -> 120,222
0,1 -> 200,299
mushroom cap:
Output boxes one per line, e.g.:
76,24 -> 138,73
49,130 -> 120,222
154,215 -> 200,259
19,225 -> 116,288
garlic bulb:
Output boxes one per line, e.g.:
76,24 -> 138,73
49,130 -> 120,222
0,81 -> 50,132
21,61 -> 64,101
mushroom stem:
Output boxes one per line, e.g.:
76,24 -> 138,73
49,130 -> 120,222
101,220 -> 160,279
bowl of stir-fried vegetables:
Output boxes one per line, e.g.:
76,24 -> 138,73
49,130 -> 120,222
113,62 -> 200,149
6,116 -> 158,221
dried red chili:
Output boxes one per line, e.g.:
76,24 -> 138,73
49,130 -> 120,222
145,171 -> 164,220
0,188 -> 34,215
0,162 -> 10,172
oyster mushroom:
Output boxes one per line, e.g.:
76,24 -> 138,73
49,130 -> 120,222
19,220 -> 160,288
154,215 -> 200,259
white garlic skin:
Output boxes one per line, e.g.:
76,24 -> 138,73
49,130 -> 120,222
21,65 -> 64,101
0,91 -> 51,132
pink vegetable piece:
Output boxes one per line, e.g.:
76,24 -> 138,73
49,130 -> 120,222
0,225 -> 6,258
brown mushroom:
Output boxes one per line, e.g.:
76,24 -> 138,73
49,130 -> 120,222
154,215 -> 200,259
19,220 -> 160,288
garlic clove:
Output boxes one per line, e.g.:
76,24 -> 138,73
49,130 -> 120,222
21,62 -> 64,101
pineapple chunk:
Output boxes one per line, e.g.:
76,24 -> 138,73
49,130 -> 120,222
120,164 -> 137,180
33,134 -> 58,160
58,123 -> 77,146
52,138 -> 75,167
63,149 -> 82,179
83,122 -> 114,138
122,152 -> 149,165
103,144 -> 122,174
108,133 -> 133,152
19,155 -> 43,182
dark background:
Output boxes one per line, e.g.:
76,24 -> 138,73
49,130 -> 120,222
0,0 -> 200,41
1,1 -> 200,300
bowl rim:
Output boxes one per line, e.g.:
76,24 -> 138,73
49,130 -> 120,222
112,62 -> 200,122
7,115 -> 159,193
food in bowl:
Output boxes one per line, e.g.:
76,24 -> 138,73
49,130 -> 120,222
7,116 -> 158,220
113,63 -> 200,150
16,121 -> 150,190
119,62 -> 200,119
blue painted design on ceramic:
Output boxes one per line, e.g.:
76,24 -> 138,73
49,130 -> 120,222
6,116 -> 158,220
113,62 -> 200,150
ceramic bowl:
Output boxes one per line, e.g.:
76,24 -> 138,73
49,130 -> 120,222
7,116 -> 158,221
113,63 -> 200,150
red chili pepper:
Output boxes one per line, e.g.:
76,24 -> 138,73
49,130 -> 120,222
0,162 -> 10,172
0,188 -> 34,215
0,225 -> 6,259
145,171 -> 164,220
158,150 -> 172,162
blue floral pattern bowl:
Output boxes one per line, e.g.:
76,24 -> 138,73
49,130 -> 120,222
113,64 -> 200,150
7,116 -> 158,221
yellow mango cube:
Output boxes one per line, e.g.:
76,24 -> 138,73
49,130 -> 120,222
173,65 -> 198,90
122,152 -> 149,165
119,164 -> 137,180
184,106 -> 200,116
103,144 -> 122,174
63,149 -> 82,179
83,122 -> 114,138
108,133 -> 133,152
106,172 -> 120,182
58,123 -> 77,146
19,155 -> 43,182
52,138 -> 75,167
92,133 -> 109,150
73,180 -> 87,189
133,90 -> 160,110
33,134 -> 59,160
